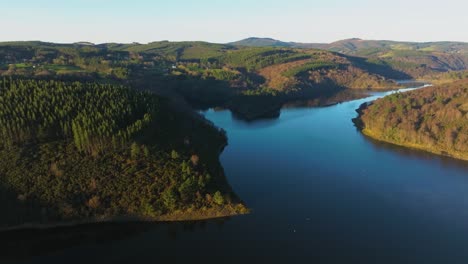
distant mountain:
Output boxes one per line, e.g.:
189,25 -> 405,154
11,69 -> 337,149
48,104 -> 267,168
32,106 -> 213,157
74,41 -> 95,46
229,37 -> 296,47
229,37 -> 328,49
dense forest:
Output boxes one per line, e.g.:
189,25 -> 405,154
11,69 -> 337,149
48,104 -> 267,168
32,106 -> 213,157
354,79 -> 468,160
0,78 -> 247,229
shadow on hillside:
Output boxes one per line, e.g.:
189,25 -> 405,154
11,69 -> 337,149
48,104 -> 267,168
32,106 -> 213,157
133,75 -> 236,109
344,55 -> 413,80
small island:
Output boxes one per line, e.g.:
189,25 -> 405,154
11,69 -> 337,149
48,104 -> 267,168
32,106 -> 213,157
354,79 -> 468,161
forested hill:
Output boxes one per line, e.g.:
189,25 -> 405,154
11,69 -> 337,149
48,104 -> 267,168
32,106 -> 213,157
0,41 -> 407,119
0,78 -> 247,229
1,40 -> 467,120
0,40 -> 406,85
354,79 -> 468,161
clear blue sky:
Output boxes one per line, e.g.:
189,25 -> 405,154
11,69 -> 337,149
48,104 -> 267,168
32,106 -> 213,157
2,0 -> 467,44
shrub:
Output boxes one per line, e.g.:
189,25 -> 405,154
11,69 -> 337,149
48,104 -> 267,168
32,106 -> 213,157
213,191 -> 224,205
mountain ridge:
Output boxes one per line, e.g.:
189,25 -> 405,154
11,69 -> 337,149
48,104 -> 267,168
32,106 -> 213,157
230,37 -> 468,53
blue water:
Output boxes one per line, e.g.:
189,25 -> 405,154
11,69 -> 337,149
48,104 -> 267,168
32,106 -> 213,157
13,87 -> 468,264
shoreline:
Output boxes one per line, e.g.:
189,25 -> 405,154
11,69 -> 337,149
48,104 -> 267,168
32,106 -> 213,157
361,128 -> 468,161
0,205 -> 249,233
223,87 -> 393,121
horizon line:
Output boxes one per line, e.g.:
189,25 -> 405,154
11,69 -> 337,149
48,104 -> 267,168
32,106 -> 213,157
1,37 -> 467,46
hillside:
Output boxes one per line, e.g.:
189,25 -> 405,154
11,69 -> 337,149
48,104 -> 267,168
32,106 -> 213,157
354,79 -> 468,161
231,38 -> 468,79
0,40 -> 404,86
5,39 -> 467,120
326,39 -> 468,78
231,37 -> 468,55
0,78 -> 247,229
322,38 -> 468,55
0,41 -> 410,120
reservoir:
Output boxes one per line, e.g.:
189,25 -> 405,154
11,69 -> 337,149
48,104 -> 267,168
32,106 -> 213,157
6,86 -> 468,264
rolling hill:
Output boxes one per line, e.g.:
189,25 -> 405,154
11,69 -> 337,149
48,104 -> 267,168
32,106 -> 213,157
0,39 -> 466,119
231,38 -> 468,78
229,37 -> 296,47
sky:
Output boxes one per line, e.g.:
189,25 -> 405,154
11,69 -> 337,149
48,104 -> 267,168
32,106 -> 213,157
2,0 -> 467,44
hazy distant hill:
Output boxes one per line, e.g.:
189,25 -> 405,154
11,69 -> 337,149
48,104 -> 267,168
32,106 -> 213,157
322,38 -> 468,55
229,37 -> 296,47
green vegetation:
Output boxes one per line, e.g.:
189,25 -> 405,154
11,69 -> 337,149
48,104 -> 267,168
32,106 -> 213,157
1,39 -> 466,228
355,79 -> 468,160
221,48 -> 312,71
208,69 -> 240,81
0,78 -> 247,228
421,70 -> 468,84
282,62 -> 339,77
231,38 -> 468,79
0,78 -> 155,153
1,39 -> 466,120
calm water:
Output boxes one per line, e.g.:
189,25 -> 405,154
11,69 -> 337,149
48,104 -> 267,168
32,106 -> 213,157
7,87 -> 468,264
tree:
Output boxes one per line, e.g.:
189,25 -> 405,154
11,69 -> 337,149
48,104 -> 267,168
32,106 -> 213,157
130,142 -> 140,159
213,191 -> 224,205
162,187 -> 178,211
178,178 -> 196,202
190,154 -> 199,166
171,150 -> 179,159
142,145 -> 150,157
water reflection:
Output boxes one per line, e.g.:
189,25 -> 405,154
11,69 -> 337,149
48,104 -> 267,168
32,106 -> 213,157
0,218 -> 232,262
364,136 -> 468,170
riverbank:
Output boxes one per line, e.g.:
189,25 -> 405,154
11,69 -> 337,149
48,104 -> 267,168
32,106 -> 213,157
353,80 -> 468,162
360,128 -> 468,161
0,204 -> 249,233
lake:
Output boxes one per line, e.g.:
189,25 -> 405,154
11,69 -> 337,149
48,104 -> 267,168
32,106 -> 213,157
5,87 -> 468,264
